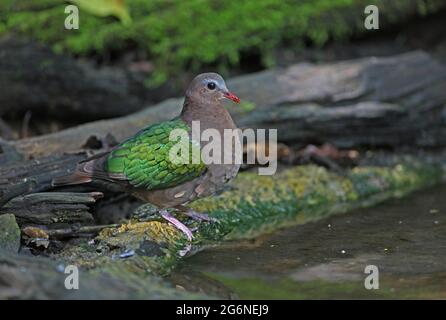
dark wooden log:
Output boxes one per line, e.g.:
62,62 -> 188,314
5,51 -> 445,161
233,50 -> 446,149
0,136 -> 130,207
0,192 -> 102,226
0,152 -> 88,206
0,37 -> 152,121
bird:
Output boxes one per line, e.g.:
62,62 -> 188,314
52,73 -> 241,242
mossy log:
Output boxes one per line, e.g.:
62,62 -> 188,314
2,160 -> 445,299
57,160 -> 446,275
6,51 -> 446,161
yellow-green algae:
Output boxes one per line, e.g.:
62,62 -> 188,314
60,220 -> 186,275
58,160 -> 445,277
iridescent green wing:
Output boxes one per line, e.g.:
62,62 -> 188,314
104,118 -> 206,190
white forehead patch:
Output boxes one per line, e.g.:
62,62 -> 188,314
203,77 -> 226,90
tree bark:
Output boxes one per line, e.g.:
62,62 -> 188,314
0,151 -> 88,205
0,192 -> 102,226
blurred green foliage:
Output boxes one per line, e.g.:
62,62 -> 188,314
0,0 -> 444,85
69,0 -> 132,25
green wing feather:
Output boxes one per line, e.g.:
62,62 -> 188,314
104,118 -> 206,190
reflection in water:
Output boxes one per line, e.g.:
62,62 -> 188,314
170,185 -> 446,299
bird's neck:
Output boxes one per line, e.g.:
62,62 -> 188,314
180,96 -> 237,133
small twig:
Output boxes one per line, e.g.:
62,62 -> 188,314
45,224 -> 120,239
20,110 -> 32,139
23,223 -> 121,240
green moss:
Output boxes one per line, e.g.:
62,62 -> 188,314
0,214 -> 20,253
2,0 -> 445,85
191,161 -> 442,240
59,220 -> 188,275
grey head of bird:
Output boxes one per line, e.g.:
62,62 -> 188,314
185,72 -> 240,105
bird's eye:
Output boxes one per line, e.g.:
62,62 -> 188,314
207,82 -> 216,90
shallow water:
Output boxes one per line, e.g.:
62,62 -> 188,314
170,184 -> 446,299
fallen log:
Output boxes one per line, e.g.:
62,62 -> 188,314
0,37 -> 154,121
0,152 -> 87,206
58,158 -> 446,275
6,50 -> 446,161
22,223 -> 120,240
0,192 -> 102,226
0,51 -> 444,208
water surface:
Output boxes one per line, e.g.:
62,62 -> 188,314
170,185 -> 446,299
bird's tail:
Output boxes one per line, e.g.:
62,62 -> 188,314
51,172 -> 92,187
51,162 -> 94,187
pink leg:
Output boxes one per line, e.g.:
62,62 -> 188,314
160,209 -> 193,241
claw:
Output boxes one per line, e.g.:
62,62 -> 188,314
178,243 -> 192,257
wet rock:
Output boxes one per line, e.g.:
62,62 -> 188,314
0,214 -> 20,253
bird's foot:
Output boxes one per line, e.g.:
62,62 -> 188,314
158,207 -> 218,256
160,209 -> 194,242
174,205 -> 218,223
182,209 -> 218,223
